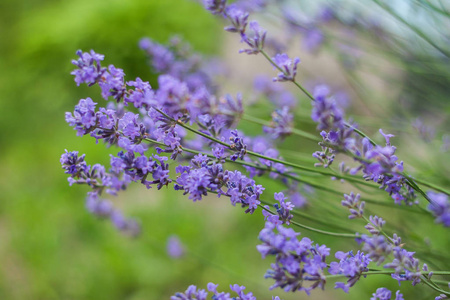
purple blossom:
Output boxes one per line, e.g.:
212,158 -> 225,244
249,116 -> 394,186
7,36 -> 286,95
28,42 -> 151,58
65,97 -> 98,136
341,192 -> 364,219
365,215 -> 385,235
370,288 -> 404,300
302,28 -> 324,53
263,107 -> 293,140
427,191 -> 450,227
172,282 -> 263,300
224,5 -> 249,33
139,38 -> 175,72
273,192 -> 294,224
257,220 -> 329,294
71,49 -> 106,86
98,65 -> 126,101
239,21 -> 267,55
361,235 -> 392,265
60,150 -> 88,176
371,288 -> 391,300
229,130 -> 247,161
384,247 -> 421,286
171,285 -> 208,300
311,85 -> 345,131
167,235 -> 185,258
125,77 -> 154,108
271,54 -> 300,82
85,191 -> 113,217
328,251 -> 371,293
203,0 -> 227,15
218,93 -> 244,127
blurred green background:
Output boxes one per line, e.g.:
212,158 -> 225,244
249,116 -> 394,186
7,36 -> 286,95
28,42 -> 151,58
0,0 -> 449,299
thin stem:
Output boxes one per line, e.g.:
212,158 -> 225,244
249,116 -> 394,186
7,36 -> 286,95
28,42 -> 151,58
260,50 -> 315,101
241,114 -> 321,142
154,107 -> 378,188
259,199 -> 355,234
259,45 -> 448,199
411,177 -> 450,196
421,275 -> 450,296
258,204 -> 357,238
141,136 -> 428,214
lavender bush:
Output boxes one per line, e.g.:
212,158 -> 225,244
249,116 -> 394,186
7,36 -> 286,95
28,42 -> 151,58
61,0 -> 450,298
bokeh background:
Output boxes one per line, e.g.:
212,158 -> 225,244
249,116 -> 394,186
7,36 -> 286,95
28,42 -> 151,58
1,0 -> 449,299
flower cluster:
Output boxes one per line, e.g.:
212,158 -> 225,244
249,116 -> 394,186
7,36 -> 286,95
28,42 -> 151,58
257,217 -> 329,294
371,288 -> 404,300
60,2 -> 450,299
328,251 -> 371,293
311,85 -> 416,205
172,282 -> 281,300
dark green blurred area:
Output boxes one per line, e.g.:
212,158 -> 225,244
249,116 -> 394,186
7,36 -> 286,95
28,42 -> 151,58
0,0 -> 449,299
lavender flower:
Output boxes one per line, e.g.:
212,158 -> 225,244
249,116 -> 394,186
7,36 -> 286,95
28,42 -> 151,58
302,28 -> 324,52
365,215 -> 386,235
371,288 -> 404,300
224,5 -> 249,33
172,282 -> 261,300
361,235 -> 392,265
328,251 -> 371,293
257,219 -> 329,294
384,247 -> 421,286
311,85 -> 345,131
263,107 -> 293,140
71,49 -> 106,86
273,192 -> 294,225
240,21 -> 267,55
271,54 -> 300,82
427,191 -> 450,227
203,0 -> 227,15
341,192 -> 364,219
167,235 -> 185,258
229,129 -> 247,161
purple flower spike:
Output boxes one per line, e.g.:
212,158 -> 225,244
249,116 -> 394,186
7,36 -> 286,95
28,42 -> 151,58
203,0 -> 227,15
370,288 -> 404,300
311,85 -> 345,131
329,251 -> 371,293
229,129 -> 247,161
263,107 -> 293,140
427,191 -> 450,227
273,192 -> 294,225
167,235 -> 185,258
272,53 -> 300,82
341,192 -> 364,219
365,215 -> 385,235
240,21 -> 267,55
71,50 -> 106,86
224,5 -> 249,33
371,287 -> 392,300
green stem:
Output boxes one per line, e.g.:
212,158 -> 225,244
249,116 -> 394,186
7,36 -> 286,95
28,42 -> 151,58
259,199 -> 355,234
259,46 -> 449,199
260,50 -> 315,101
241,114 -> 321,142
410,177 -> 450,196
258,204 -> 356,238
154,108 -> 378,187
142,136 -> 428,213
